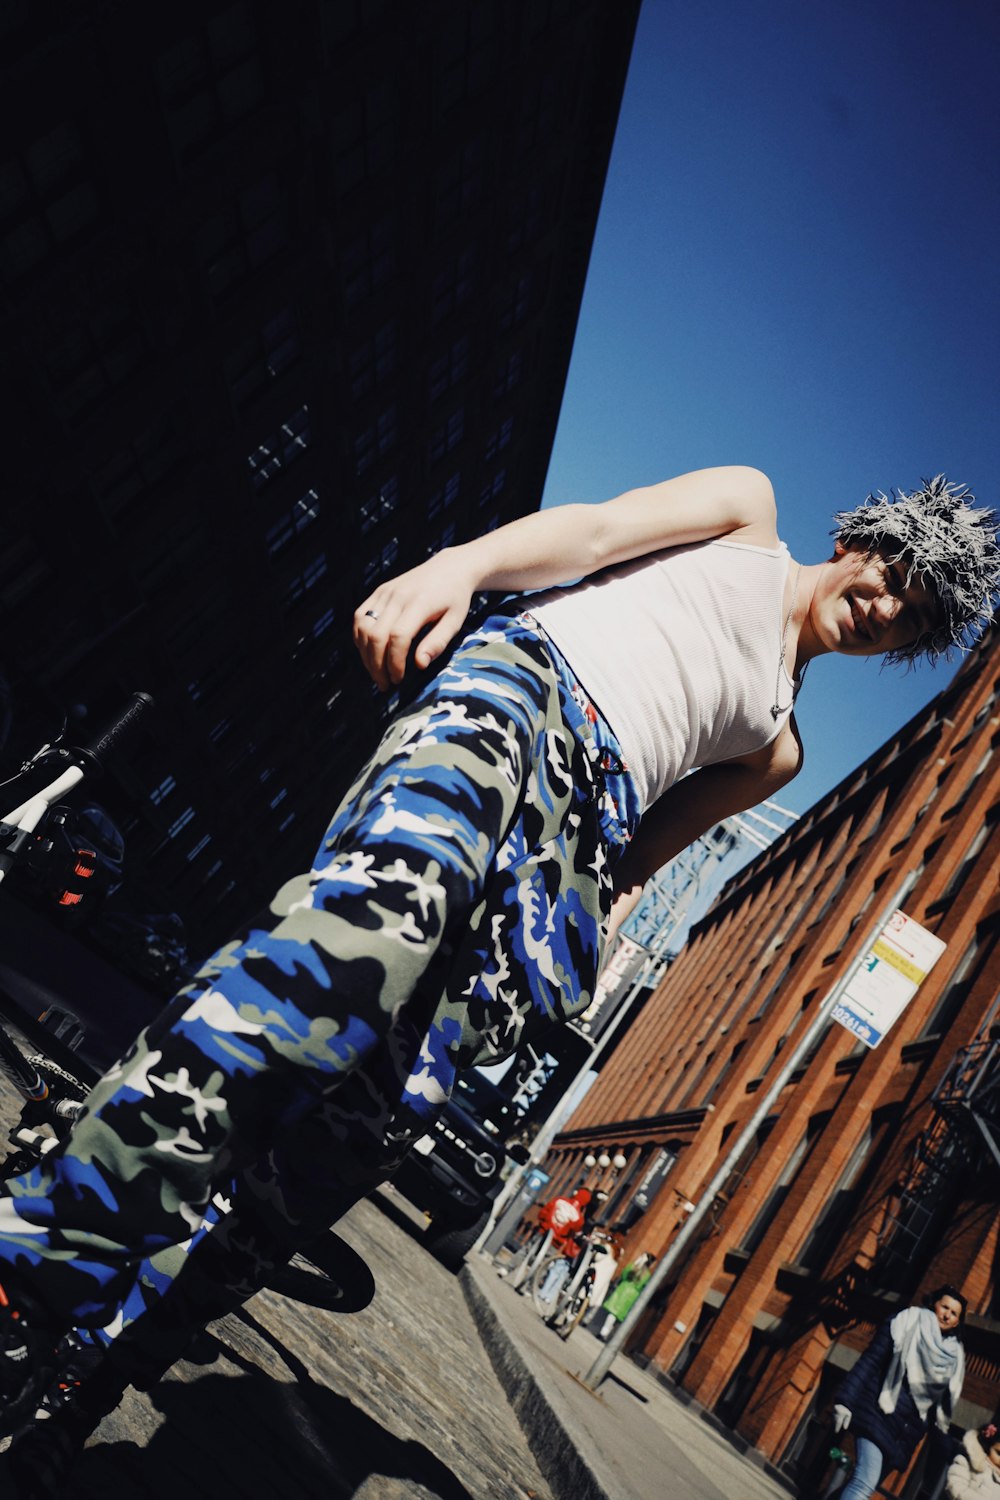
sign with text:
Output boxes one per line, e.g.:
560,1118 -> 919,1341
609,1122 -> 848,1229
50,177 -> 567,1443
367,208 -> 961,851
571,933 -> 650,1042
831,909 -> 946,1049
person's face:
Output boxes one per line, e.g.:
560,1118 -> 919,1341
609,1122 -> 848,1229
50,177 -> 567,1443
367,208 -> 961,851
934,1294 -> 963,1333
814,543 -> 939,658
987,1440 -> 1000,1470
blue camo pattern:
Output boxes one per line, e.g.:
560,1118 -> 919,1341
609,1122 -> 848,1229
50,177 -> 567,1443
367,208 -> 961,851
0,613 -> 636,1330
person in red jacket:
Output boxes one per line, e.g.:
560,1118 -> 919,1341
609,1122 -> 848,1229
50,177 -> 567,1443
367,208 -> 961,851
537,1188 -> 591,1246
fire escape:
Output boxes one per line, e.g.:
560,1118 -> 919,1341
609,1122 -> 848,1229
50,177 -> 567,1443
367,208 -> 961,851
874,1033 -> 1000,1272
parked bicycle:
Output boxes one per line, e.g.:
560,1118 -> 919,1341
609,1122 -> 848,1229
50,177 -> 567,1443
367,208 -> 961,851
531,1225 -> 618,1340
0,694 -> 373,1314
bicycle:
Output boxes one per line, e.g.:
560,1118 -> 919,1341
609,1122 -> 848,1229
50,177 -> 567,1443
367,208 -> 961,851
531,1226 -> 621,1340
530,1234 -> 592,1322
0,693 -> 374,1316
505,1227 -> 554,1291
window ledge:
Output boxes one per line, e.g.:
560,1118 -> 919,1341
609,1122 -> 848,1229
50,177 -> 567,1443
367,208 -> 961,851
900,1035 -> 941,1063
775,1261 -> 818,1294
723,1247 -> 751,1275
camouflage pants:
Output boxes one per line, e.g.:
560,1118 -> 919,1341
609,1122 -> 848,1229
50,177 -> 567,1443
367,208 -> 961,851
0,613 -> 636,1330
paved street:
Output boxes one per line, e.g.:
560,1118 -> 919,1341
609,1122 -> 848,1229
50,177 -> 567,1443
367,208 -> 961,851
0,1044 -> 552,1500
0,1191 -> 555,1500
0,1027 -> 797,1500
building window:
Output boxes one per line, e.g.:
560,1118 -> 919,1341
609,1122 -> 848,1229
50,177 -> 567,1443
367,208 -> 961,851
498,271 -> 533,332
478,470 -> 506,509
428,408 -> 464,465
226,308 -> 300,409
264,489 -> 321,559
360,477 -> 399,534
428,521 -> 457,553
493,350 -> 523,400
433,5 -> 492,117
920,936 -> 981,1039
750,947 -> 804,1022
348,320 -> 397,400
505,183 -> 545,256
332,80 -> 395,195
0,536 -> 49,612
248,405 -> 310,492
208,717 -> 233,744
484,417 -> 513,463
155,5 -> 263,171
91,416 -> 187,517
354,405 -> 397,476
428,472 -> 460,520
0,122 -> 100,284
434,137 -> 485,234
149,775 -> 177,806
291,606 -> 336,661
166,806 -> 196,840
428,335 -> 470,403
186,663 -> 228,704
186,833 -> 213,863
363,536 -> 399,587
946,743 -> 998,818
515,68 -> 568,154
42,300 -> 146,426
199,173 -> 287,301
430,245 -> 475,326
342,215 -> 395,311
795,1121 -> 877,1270
739,1115 -> 828,1255
280,553 -> 327,614
132,514 -> 207,596
941,808 -> 1000,903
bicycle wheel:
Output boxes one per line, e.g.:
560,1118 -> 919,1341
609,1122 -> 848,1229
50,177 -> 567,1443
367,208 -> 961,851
557,1289 -> 591,1340
547,1246 -> 592,1327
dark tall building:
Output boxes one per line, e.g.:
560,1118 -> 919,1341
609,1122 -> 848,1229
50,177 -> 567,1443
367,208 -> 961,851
536,629 -> 1000,1497
0,0 -> 639,953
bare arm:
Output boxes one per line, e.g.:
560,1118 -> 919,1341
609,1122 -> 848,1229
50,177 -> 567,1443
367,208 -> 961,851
355,465 -> 777,689
605,721 -> 803,947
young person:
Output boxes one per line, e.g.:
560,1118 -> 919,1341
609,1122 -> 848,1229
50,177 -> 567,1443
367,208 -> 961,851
833,1286 -> 968,1500
947,1420 -> 1000,1497
0,466 -> 995,1470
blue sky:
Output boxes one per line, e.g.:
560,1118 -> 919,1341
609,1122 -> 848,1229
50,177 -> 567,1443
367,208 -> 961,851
541,0 -> 999,817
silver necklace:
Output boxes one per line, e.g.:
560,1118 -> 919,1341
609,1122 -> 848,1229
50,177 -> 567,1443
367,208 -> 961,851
770,564 -> 801,721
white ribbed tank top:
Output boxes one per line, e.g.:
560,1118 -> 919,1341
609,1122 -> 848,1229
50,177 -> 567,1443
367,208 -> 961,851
529,538 -> 796,813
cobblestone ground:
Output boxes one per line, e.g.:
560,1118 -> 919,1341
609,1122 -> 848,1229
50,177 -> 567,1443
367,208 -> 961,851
0,1033 -> 552,1500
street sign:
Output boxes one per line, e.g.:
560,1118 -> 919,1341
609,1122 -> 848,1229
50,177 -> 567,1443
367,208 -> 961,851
831,909 -> 946,1048
571,932 -> 650,1041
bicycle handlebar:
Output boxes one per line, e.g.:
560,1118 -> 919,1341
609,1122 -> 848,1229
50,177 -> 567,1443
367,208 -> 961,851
76,691 -> 155,775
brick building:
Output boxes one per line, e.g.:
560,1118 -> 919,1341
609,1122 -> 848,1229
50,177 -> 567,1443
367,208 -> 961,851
540,627 -> 1000,1496
0,0 -> 638,954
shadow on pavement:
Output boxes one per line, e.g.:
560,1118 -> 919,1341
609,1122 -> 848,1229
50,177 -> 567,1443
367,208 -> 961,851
51,1307 -> 477,1500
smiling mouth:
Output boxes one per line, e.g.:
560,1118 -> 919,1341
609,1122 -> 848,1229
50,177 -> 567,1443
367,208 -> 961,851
847,594 -> 870,642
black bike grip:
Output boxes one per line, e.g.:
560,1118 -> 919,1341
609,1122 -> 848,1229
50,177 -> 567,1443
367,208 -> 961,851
78,692 -> 155,773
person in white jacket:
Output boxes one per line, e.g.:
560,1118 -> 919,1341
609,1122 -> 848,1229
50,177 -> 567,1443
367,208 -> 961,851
947,1424 -> 1000,1497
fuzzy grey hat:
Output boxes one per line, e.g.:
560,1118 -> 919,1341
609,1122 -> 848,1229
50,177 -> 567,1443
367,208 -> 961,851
831,475 -> 1000,664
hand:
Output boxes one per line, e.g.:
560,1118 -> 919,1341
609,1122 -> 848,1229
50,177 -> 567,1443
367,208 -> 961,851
354,549 -> 478,691
832,1404 -> 852,1433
